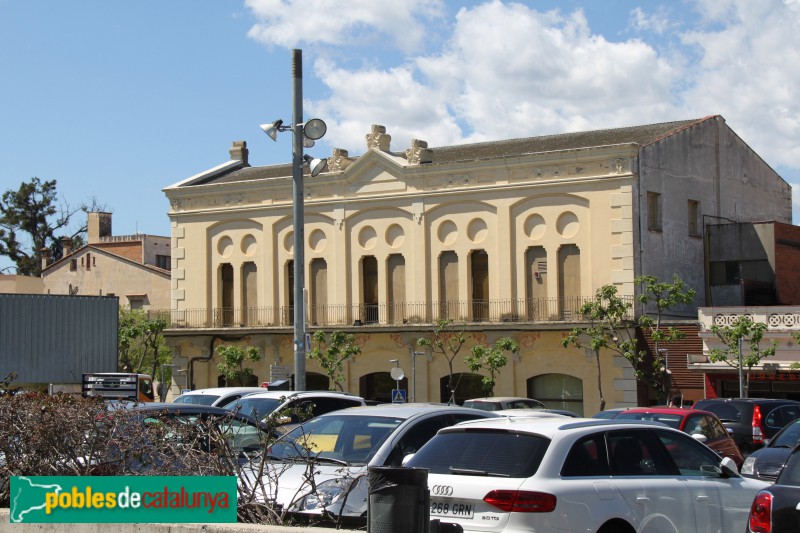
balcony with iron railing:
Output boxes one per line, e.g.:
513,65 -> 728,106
150,296 -> 635,330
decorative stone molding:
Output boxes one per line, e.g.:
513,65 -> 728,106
229,140 -> 249,166
405,139 -> 432,164
366,124 -> 391,151
768,313 -> 800,328
328,148 -> 353,172
713,313 -> 754,327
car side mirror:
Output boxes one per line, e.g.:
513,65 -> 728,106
401,453 -> 415,466
691,433 -> 708,443
720,456 -> 739,477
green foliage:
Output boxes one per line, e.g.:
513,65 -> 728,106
709,315 -> 777,396
562,274 -> 696,407
418,319 -> 470,404
465,337 -> 517,396
118,309 -> 170,381
216,345 -> 262,387
308,330 -> 361,391
0,178 -> 88,275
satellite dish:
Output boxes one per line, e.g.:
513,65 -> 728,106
390,367 -> 405,381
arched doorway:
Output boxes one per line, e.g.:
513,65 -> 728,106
360,372 -> 408,403
440,373 -> 484,405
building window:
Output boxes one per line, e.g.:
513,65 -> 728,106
86,252 -> 91,270
647,192 -> 662,231
69,259 -> 77,271
361,256 -> 378,324
528,373 -> 584,416
155,254 -> 171,270
688,200 -> 701,237
470,250 -> 489,321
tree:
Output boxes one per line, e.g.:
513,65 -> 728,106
118,309 -> 171,389
562,274 -> 696,410
417,320 -> 470,404
216,345 -> 262,387
465,337 -> 518,396
708,315 -> 777,397
0,178 -> 94,275
307,330 -> 362,391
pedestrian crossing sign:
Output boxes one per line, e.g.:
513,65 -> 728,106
392,389 -> 407,404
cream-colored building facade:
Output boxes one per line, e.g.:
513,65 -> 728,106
162,116 -> 791,415
40,212 -> 171,310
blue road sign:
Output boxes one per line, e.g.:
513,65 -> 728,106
392,389 -> 407,403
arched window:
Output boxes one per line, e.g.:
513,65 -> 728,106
220,263 -> 234,326
528,374 -> 584,416
470,250 -> 489,321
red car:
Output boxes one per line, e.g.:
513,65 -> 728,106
613,407 -> 744,468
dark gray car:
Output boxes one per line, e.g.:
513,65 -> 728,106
693,398 -> 800,455
741,418 -> 800,481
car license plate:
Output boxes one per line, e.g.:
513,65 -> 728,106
430,499 -> 474,518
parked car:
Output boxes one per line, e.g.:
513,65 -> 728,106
405,417 -> 769,532
92,403 -> 276,474
172,386 -> 266,407
462,396 -> 546,411
495,409 -> 573,420
742,418 -> 800,481
612,406 -> 744,467
244,403 -> 499,526
747,443 -> 800,532
496,408 -> 580,418
693,398 -> 800,455
592,407 -> 635,419
221,390 -> 366,429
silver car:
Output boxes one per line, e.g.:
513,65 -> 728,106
243,403 -> 498,525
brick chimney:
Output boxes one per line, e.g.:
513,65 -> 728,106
88,212 -> 112,244
40,247 -> 51,271
229,140 -> 249,166
60,237 -> 73,256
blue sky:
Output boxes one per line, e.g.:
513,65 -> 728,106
2,0 -> 799,273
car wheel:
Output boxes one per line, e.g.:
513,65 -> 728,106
598,519 -> 636,533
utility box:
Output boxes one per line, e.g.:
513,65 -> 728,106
367,466 -> 429,533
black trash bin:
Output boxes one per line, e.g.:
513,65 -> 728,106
367,466 -> 429,533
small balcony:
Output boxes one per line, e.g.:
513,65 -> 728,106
151,296 -> 635,330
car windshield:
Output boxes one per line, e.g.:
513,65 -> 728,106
173,394 -> 218,406
225,397 -> 285,420
772,421 -> 800,448
268,414 -> 404,465
696,403 -> 741,422
406,429 -> 549,478
615,412 -> 683,429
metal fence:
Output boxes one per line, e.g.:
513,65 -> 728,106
149,296 -> 635,329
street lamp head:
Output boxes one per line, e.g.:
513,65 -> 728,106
303,118 -> 327,141
303,154 -> 328,177
259,119 -> 285,142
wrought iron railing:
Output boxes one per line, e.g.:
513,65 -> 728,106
150,296 -> 635,329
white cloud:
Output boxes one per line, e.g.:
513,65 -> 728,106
244,0 -> 445,53
245,0 -> 800,221
302,2 -> 682,151
679,0 -> 800,170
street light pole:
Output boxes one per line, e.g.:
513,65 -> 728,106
260,49 -> 327,393
410,349 -> 425,403
291,48 -> 306,393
